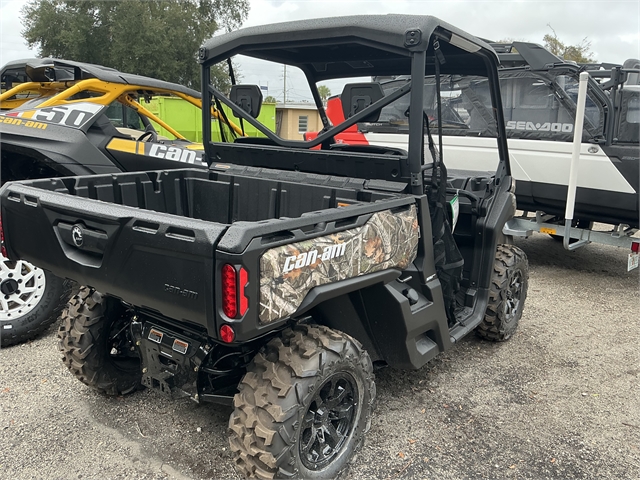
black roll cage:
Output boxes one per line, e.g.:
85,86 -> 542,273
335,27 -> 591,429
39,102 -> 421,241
206,80 -> 412,150
200,18 -> 510,195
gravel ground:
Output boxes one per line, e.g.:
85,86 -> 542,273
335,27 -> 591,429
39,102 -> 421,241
0,232 -> 638,480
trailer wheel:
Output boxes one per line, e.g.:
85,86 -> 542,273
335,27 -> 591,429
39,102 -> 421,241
58,287 -> 141,395
229,324 -> 375,479
476,245 -> 528,342
0,255 -> 71,347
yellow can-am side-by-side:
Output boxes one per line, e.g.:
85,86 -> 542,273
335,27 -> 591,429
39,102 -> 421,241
0,57 -> 271,347
0,67 -> 244,140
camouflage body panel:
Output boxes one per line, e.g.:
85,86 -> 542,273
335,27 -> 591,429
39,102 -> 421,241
259,205 -> 419,323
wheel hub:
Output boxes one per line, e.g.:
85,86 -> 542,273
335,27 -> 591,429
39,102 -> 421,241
504,270 -> 523,320
299,372 -> 359,471
314,407 -> 328,425
0,279 -> 19,295
0,256 -> 47,321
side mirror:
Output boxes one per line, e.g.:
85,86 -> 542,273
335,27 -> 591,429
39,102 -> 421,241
229,84 -> 263,118
341,83 -> 384,123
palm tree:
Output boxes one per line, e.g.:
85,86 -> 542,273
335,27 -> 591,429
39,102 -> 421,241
317,85 -> 331,103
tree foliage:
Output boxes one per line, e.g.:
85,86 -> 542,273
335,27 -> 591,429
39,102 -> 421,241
543,25 -> 595,63
263,95 -> 277,104
317,85 -> 331,102
20,0 -> 249,91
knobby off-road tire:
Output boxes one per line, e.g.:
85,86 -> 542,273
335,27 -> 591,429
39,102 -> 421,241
229,324 -> 376,479
476,244 -> 529,342
58,287 -> 141,395
0,256 -> 71,347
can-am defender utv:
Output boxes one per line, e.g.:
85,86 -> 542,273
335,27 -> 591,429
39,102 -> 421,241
0,15 -> 528,478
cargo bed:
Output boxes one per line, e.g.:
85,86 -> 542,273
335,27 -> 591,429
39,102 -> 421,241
1,167 -> 417,339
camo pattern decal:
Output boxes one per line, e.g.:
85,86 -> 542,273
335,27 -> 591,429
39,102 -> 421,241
259,205 -> 419,323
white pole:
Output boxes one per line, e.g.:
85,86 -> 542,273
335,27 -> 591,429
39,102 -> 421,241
563,71 -> 590,248
565,71 -> 589,220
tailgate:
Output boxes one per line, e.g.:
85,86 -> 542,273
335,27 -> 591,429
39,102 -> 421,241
1,183 -> 226,326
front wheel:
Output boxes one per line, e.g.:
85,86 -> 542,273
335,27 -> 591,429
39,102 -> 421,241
229,324 -> 375,479
476,244 -> 529,342
0,255 -> 71,347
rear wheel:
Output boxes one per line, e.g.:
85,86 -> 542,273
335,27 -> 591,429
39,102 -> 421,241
0,255 -> 71,347
476,244 -> 528,342
229,324 -> 375,479
58,287 -> 141,395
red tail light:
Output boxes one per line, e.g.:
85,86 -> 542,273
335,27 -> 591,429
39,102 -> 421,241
220,324 -> 235,343
221,264 -> 249,320
632,242 -> 639,253
221,264 -> 237,318
221,264 -> 249,319
239,267 -> 248,316
0,215 -> 6,258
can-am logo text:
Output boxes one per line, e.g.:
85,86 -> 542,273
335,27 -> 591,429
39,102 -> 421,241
506,121 -> 573,133
148,144 -> 203,164
283,243 -> 347,273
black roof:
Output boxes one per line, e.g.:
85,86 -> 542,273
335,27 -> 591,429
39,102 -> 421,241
200,14 -> 498,81
492,41 -> 640,79
489,42 -> 564,70
1,58 -> 201,98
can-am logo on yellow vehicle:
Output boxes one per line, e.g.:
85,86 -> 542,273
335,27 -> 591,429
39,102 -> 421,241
107,138 -> 205,165
0,115 -> 48,130
4,102 -> 104,129
148,144 -> 202,164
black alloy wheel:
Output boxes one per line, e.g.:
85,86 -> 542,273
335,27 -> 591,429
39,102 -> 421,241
299,372 -> 359,471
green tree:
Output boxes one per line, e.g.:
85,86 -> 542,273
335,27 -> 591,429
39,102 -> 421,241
263,95 -> 277,104
543,25 -> 595,63
20,0 -> 249,91
317,85 -> 331,102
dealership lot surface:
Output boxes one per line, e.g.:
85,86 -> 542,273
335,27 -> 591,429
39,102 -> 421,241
0,232 -> 638,480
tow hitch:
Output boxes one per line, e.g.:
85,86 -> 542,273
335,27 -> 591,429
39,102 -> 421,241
131,319 -> 210,400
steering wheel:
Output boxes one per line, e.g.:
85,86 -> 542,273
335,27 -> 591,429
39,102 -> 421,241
137,130 -> 158,142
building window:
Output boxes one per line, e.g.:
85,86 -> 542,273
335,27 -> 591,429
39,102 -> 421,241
298,115 -> 308,133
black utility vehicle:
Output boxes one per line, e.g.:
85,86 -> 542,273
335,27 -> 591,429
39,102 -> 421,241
0,15 -> 528,479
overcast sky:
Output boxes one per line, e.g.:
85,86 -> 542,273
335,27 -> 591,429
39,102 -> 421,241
1,0 -> 639,101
